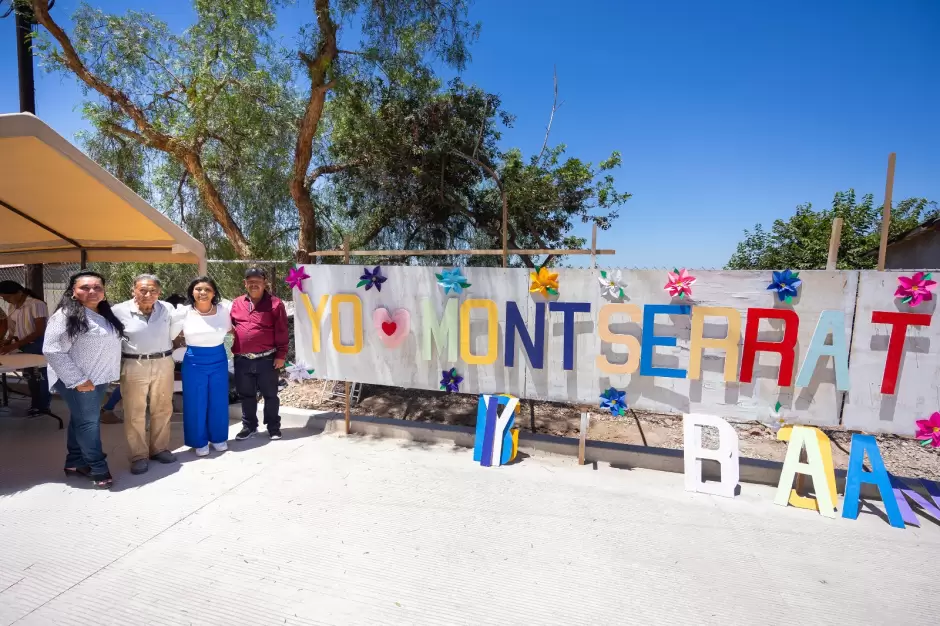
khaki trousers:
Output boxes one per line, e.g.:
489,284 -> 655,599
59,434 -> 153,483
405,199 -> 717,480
120,357 -> 175,462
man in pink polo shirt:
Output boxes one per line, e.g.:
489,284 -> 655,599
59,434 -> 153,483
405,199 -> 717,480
231,267 -> 289,440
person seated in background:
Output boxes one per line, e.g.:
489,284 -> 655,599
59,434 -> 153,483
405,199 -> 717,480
0,280 -> 50,416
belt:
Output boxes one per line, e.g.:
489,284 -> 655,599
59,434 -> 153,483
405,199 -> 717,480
122,350 -> 173,360
235,349 -> 276,359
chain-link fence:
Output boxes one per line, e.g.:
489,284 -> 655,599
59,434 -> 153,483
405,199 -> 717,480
0,260 -> 297,309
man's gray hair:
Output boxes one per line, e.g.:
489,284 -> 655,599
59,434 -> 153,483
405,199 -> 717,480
134,273 -> 162,289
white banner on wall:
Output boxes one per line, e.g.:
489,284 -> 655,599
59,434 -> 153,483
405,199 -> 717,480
291,266 -> 936,436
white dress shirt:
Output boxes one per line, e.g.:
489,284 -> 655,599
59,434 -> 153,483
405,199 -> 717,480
112,299 -> 184,356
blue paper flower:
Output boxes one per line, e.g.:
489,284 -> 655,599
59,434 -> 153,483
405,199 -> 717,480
440,368 -> 463,393
356,266 -> 387,292
767,269 -> 802,302
436,267 -> 472,294
599,387 -> 628,416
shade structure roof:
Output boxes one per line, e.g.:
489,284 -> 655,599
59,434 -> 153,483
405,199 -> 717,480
0,113 -> 206,273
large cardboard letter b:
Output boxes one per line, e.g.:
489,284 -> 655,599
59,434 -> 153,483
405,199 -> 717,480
683,413 -> 740,498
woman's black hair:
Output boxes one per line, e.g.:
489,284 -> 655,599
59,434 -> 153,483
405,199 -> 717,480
186,276 -> 222,306
0,280 -> 41,300
56,271 -> 126,340
164,293 -> 186,307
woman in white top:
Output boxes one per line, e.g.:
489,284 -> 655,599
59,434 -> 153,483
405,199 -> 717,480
43,271 -> 125,489
179,276 -> 232,456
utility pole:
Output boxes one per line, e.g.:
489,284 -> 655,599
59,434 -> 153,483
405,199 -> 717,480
2,1 -> 55,298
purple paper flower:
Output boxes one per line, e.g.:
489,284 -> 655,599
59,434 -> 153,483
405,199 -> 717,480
284,266 -> 310,291
440,368 -> 463,393
356,266 -> 387,292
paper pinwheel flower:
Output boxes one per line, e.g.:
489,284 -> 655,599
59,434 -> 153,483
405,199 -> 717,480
285,361 -> 315,383
767,269 -> 802,303
664,268 -> 696,299
914,412 -> 940,448
598,269 -> 626,299
769,401 -> 787,433
440,368 -> 463,393
895,272 -> 936,307
530,266 -> 560,298
284,266 -> 310,291
356,266 -> 387,292
599,387 -> 628,416
436,267 -> 471,294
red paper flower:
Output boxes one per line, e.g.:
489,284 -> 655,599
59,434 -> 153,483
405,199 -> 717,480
895,272 -> 936,307
914,412 -> 940,448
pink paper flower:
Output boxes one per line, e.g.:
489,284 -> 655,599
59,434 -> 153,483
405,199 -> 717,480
894,272 -> 936,307
664,268 -> 696,299
284,266 -> 310,290
914,412 -> 940,448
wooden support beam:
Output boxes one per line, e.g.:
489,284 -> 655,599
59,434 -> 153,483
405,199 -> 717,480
877,152 -> 897,271
826,217 -> 843,270
343,236 -> 352,435
578,412 -> 590,465
308,248 -> 616,259
590,223 -> 598,270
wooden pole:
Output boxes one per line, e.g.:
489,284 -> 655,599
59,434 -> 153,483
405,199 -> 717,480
502,197 -> 508,268
343,236 -> 352,435
826,217 -> 843,270
578,412 -> 590,465
306,247 -> 616,259
877,153 -> 897,271
590,223 -> 598,270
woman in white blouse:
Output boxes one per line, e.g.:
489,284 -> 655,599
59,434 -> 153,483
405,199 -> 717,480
179,276 -> 232,456
43,271 -> 125,489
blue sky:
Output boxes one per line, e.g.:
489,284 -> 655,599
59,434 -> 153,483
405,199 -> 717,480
2,0 -> 938,267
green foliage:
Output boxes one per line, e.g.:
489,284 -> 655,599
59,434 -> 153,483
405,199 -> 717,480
726,190 -> 939,270
324,77 -> 630,266
38,1 -> 627,264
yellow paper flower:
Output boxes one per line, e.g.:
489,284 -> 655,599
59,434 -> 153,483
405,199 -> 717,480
529,266 -> 559,297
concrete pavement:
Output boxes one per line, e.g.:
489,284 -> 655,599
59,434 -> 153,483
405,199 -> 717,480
1,402 -> 937,625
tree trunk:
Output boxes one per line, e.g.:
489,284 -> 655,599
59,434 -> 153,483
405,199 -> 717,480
181,152 -> 252,258
291,0 -> 338,260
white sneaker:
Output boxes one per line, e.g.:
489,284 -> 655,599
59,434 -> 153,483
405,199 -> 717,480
194,445 -> 210,457
210,441 -> 228,452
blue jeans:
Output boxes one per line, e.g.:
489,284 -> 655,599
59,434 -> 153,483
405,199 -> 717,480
54,381 -> 110,476
102,385 -> 122,410
182,345 -> 230,448
20,339 -> 50,412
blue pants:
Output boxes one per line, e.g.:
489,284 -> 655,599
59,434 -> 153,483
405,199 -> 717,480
54,381 -> 110,476
102,385 -> 121,410
182,345 -> 230,448
20,339 -> 50,411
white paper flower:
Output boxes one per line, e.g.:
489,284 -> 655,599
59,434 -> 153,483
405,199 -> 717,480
597,269 -> 626,299
286,361 -> 315,383
769,401 -> 787,433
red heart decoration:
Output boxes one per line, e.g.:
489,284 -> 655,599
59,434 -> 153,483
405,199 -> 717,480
381,321 -> 397,336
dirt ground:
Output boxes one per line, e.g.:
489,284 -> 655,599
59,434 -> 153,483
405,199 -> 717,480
279,380 -> 940,482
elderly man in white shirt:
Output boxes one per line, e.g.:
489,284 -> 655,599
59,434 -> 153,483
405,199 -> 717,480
112,274 -> 184,475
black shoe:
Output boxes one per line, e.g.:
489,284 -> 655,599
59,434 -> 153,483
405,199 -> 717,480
27,408 -> 43,417
130,459 -> 149,475
268,429 -> 282,440
236,427 -> 257,441
149,450 -> 176,464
